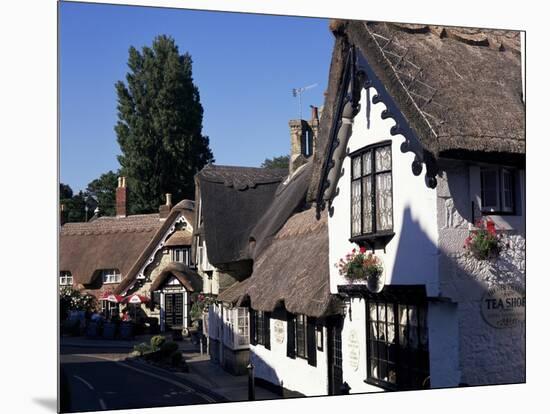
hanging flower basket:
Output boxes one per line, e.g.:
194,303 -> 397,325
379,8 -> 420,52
336,247 -> 384,283
463,218 -> 503,260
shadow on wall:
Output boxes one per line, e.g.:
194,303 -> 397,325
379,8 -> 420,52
249,351 -> 294,397
390,206 -> 438,291
391,202 -> 525,386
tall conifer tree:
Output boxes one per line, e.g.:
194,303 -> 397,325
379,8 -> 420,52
115,35 -> 214,213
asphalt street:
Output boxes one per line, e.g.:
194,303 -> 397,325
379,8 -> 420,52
60,345 -> 226,412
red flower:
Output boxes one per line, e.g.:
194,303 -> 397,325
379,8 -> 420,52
359,246 -> 367,254
352,248 -> 356,254
486,219 -> 496,236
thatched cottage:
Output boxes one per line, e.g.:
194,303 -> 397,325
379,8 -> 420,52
311,20 -> 525,392
192,163 -> 288,374
196,20 -> 525,397
60,177 -> 202,332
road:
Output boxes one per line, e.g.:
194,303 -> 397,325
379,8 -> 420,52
60,345 -> 226,412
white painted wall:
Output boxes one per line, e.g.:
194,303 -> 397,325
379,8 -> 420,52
328,87 -> 440,296
437,162 -> 526,385
338,296 -> 460,392
250,316 -> 329,396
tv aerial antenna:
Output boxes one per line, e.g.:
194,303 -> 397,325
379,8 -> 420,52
292,83 -> 317,120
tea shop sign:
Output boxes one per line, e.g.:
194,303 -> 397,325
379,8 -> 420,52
481,285 -> 525,329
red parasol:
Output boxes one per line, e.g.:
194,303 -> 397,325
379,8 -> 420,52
123,294 -> 150,320
100,292 -> 123,303
124,294 -> 150,304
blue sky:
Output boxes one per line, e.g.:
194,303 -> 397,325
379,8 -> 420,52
60,2 -> 334,192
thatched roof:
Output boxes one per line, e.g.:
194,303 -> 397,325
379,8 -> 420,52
60,214 -> 162,285
247,162 -> 313,259
149,262 -> 202,293
195,164 -> 287,266
309,20 -> 525,201
218,208 -> 341,318
164,229 -> 192,247
114,199 -> 195,294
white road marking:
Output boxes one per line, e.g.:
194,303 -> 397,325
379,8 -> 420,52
73,374 -> 108,410
71,353 -> 216,403
117,361 -> 216,403
73,375 -> 94,391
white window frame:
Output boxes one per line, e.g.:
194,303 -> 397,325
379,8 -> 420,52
171,247 -> 189,265
59,271 -> 73,286
480,166 -> 515,214
235,307 -> 250,347
101,269 -> 121,284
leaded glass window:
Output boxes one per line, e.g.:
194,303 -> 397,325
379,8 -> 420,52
367,299 -> 429,390
350,143 -> 393,238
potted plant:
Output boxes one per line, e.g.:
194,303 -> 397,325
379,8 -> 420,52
336,246 -> 384,283
464,218 -> 502,260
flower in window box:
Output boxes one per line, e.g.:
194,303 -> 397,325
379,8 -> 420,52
335,247 -> 384,283
463,218 -> 502,260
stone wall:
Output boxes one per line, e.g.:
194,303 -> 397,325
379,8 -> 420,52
437,161 -> 526,385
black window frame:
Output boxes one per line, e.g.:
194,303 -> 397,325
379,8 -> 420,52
365,297 -> 430,391
250,309 -> 270,349
295,314 -> 307,359
480,166 -> 517,216
287,312 -> 317,366
349,141 -> 395,250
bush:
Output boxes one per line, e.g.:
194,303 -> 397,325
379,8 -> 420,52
150,335 -> 166,351
133,342 -> 151,356
170,351 -> 182,366
160,341 -> 179,357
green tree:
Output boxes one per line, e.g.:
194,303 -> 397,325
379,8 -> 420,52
261,155 -> 289,170
115,35 -> 214,214
60,183 -> 86,223
86,170 -> 118,216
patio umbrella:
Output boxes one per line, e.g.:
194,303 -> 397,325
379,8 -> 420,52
99,292 -> 123,303
123,294 -> 150,320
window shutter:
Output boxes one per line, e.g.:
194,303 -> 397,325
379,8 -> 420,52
264,312 -> 271,350
306,317 -> 317,367
287,313 -> 296,359
250,309 -> 257,346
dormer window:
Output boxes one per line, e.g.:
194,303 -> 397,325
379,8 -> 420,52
481,167 -> 515,214
101,269 -> 121,284
60,271 -> 73,286
349,142 -> 394,249
171,247 -> 190,265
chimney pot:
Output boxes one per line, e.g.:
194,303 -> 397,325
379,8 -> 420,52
159,193 -> 173,219
116,176 -> 127,217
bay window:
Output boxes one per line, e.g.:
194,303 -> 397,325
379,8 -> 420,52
366,297 -> 429,390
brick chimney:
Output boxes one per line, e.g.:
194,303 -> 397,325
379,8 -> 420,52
288,106 -> 319,175
116,176 -> 127,218
60,203 -> 67,225
159,193 -> 173,219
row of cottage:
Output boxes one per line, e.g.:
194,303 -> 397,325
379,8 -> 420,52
60,20 -> 525,395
